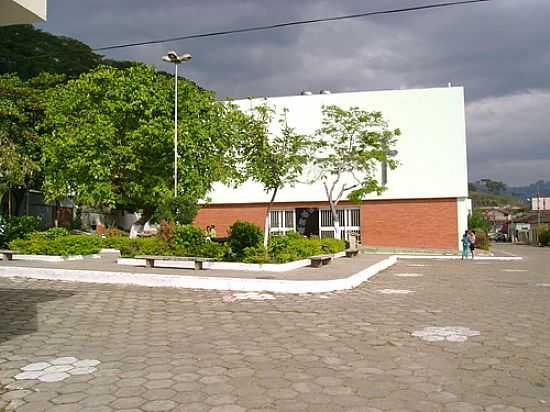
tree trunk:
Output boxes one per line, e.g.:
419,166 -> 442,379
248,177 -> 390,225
263,187 -> 278,248
332,208 -> 342,240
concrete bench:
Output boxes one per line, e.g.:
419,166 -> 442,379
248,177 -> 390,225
0,250 -> 18,261
345,249 -> 359,258
135,255 -> 214,270
310,255 -> 332,268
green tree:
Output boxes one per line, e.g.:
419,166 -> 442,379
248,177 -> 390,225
245,104 -> 313,247
468,209 -> 492,233
0,72 -> 65,215
314,105 -> 401,239
41,64 -> 257,224
0,25 -> 134,80
480,178 -> 507,194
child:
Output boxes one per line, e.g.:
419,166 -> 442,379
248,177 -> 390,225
468,230 -> 476,259
461,230 -> 471,260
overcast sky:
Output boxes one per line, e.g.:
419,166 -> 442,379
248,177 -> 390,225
38,0 -> 549,186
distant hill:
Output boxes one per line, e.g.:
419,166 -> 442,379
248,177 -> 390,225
0,24 -> 134,79
469,190 -> 526,208
508,180 -> 550,200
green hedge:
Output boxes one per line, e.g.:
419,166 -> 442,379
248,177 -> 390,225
266,232 -> 346,263
5,221 -> 347,262
10,233 -> 102,256
0,215 -> 41,248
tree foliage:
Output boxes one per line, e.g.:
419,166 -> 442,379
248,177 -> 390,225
314,105 -> 401,239
245,104 -> 313,246
0,73 -> 65,201
468,209 -> 492,233
41,64 -> 257,221
0,25 -> 133,80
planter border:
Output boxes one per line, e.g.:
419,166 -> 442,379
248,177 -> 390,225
11,254 -> 101,263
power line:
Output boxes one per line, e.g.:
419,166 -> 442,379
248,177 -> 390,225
94,0 -> 491,52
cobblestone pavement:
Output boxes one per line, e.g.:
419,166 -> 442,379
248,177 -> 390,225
1,244 -> 549,411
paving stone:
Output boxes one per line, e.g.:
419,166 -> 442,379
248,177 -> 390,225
142,399 -> 177,411
1,245 -> 549,412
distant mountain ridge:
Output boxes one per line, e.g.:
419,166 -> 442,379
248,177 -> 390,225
508,180 -> 550,200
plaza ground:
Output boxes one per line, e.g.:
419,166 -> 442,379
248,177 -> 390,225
1,244 -> 549,411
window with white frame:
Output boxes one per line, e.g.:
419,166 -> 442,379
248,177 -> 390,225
319,208 -> 360,241
269,209 -> 295,235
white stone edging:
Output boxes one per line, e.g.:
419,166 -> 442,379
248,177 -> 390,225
117,257 -> 315,272
0,253 -> 522,294
12,254 -> 101,262
394,255 -> 522,261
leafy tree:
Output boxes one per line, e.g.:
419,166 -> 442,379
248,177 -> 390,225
468,182 -> 477,193
484,179 -> 507,194
0,72 -> 65,215
41,64 -> 257,224
468,209 -> 492,233
313,105 -> 401,239
0,25 -> 134,80
245,104 -> 313,247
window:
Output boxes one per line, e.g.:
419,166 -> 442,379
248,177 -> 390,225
319,208 -> 361,241
269,209 -> 295,235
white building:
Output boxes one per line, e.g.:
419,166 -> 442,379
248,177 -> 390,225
0,0 -> 46,26
195,86 -> 469,251
532,197 -> 550,211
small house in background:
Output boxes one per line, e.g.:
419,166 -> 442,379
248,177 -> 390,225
532,197 -> 550,211
0,190 -> 73,229
195,86 -> 470,251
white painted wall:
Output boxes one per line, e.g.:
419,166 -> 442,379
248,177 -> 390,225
207,87 -> 468,204
532,197 -> 550,211
0,0 -> 46,25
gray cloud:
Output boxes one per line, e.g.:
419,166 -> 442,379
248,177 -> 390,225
38,0 -> 550,185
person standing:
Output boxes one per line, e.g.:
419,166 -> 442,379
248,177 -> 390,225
461,230 -> 471,260
468,230 -> 476,259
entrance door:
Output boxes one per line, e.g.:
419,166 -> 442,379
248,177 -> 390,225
296,208 -> 319,237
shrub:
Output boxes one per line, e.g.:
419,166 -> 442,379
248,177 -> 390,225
106,226 -> 125,238
320,237 -> 347,254
108,237 -> 170,257
10,233 -> 102,256
228,221 -> 263,258
468,210 -> 492,233
267,232 -> 346,263
173,225 -> 207,254
537,224 -> 550,246
0,215 -> 41,247
242,246 -> 269,264
197,241 -> 231,260
42,227 -> 70,239
159,219 -> 175,242
471,228 -> 490,250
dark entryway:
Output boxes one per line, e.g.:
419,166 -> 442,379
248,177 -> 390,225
296,208 -> 319,237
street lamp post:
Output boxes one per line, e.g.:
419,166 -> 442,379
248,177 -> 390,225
161,51 -> 192,199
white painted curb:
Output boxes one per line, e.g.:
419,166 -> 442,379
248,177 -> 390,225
395,255 -> 523,261
12,254 -> 102,262
0,253 -> 522,294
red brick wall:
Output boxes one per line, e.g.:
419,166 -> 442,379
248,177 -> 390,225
194,204 -> 267,236
361,198 -> 458,250
195,198 -> 458,250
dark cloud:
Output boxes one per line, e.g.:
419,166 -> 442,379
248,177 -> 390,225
38,0 -> 550,185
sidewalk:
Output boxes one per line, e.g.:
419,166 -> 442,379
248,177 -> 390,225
0,247 -> 522,294
0,252 -> 388,281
